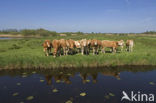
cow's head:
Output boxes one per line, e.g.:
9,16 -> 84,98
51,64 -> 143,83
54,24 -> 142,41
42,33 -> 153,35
117,40 -> 124,46
81,39 -> 87,47
45,40 -> 51,47
75,41 -> 81,48
87,40 -> 91,45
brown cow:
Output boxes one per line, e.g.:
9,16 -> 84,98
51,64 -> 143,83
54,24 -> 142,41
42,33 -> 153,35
101,40 -> 118,53
126,40 -> 134,52
87,39 -> 91,54
67,39 -> 75,54
42,40 -> 52,56
52,39 -> 61,57
97,40 -> 102,53
59,39 -> 68,55
91,39 -> 99,55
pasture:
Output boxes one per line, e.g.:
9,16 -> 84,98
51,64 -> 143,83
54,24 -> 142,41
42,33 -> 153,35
0,34 -> 156,69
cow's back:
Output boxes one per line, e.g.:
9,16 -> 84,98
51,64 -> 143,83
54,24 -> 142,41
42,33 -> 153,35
52,39 -> 60,48
102,40 -> 117,47
59,39 -> 66,47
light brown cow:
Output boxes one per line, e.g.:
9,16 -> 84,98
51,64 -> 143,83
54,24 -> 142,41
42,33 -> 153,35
101,40 -> 118,53
126,40 -> 134,52
42,40 -> 52,56
80,39 -> 88,55
91,39 -> 99,55
59,39 -> 68,55
52,39 -> 61,57
74,40 -> 81,53
117,40 -> 124,51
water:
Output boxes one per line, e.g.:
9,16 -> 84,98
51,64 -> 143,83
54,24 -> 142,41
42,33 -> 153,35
0,67 -> 156,103
0,37 -> 13,40
0,37 -> 23,40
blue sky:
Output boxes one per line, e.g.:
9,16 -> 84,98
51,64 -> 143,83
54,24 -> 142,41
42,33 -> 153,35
0,0 -> 156,33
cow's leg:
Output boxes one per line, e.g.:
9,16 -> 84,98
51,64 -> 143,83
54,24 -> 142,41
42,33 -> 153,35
53,48 -> 57,58
93,47 -> 95,55
59,48 -> 62,56
65,47 -> 69,55
101,47 -> 105,53
49,47 -> 51,54
45,48 -> 49,56
112,47 -> 116,53
129,46 -> 131,52
43,48 -> 46,56
126,46 -> 128,52
87,47 -> 89,55
95,47 -> 97,55
121,46 -> 123,52
81,47 -> 84,55
47,48 -> 50,56
63,47 -> 66,56
88,47 -> 90,54
97,47 -> 99,55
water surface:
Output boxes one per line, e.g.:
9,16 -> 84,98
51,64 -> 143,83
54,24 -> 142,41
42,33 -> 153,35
0,67 -> 156,103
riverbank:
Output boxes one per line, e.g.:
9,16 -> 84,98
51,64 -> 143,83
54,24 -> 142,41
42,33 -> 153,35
0,34 -> 156,69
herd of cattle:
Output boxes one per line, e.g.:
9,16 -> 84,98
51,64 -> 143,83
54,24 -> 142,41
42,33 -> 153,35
43,39 -> 134,57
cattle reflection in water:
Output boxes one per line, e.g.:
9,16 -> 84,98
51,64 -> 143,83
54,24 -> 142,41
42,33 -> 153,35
43,69 -> 120,85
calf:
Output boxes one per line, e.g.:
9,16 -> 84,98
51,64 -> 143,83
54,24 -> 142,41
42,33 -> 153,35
52,39 -> 61,57
42,40 -> 52,56
101,40 -> 118,53
126,40 -> 134,52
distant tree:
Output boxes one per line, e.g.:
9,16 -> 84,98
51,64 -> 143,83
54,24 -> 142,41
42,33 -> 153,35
20,29 -> 36,36
144,31 -> 156,34
76,31 -> 84,35
0,29 -> 19,34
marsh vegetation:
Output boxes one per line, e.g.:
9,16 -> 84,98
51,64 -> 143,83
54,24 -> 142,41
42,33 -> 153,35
0,34 -> 156,69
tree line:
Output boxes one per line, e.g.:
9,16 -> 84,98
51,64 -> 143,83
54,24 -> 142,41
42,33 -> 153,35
0,28 -> 156,36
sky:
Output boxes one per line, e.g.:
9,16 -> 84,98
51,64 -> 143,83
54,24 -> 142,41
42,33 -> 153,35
0,0 -> 156,33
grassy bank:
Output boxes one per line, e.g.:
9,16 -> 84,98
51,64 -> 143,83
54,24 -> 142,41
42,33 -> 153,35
0,34 -> 156,69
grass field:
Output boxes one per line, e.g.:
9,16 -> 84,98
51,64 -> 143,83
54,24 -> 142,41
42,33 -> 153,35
0,34 -> 156,69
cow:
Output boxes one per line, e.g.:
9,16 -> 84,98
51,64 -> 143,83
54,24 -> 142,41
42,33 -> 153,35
117,40 -> 124,52
126,40 -> 134,52
91,39 -> 99,55
59,39 -> 68,55
101,40 -> 118,53
87,39 -> 91,54
42,40 -> 52,56
52,39 -> 61,57
74,40 -> 81,53
97,40 -> 102,53
67,39 -> 75,55
80,39 -> 88,55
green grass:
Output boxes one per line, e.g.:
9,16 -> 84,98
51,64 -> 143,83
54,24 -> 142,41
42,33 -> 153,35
0,34 -> 156,69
